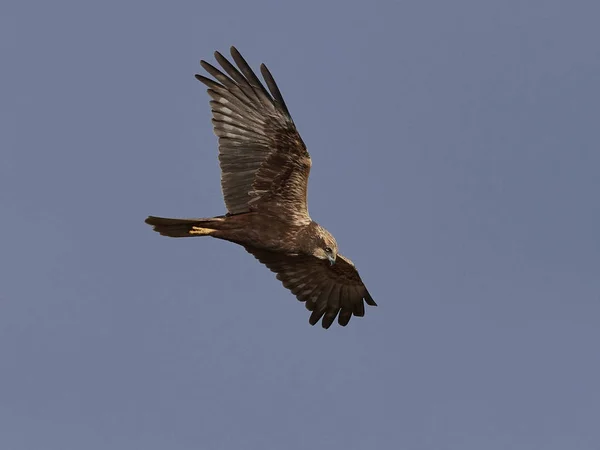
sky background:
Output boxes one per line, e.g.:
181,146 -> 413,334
3,1 -> 600,449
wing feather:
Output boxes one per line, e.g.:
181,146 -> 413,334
214,51 -> 264,106
230,47 -> 276,110
338,285 -> 354,326
260,64 -> 291,118
196,47 -> 311,221
245,248 -> 376,328
309,304 -> 328,326
322,284 -> 342,329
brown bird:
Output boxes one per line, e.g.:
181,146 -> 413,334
145,47 -> 376,328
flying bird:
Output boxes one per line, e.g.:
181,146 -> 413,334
145,47 -> 376,328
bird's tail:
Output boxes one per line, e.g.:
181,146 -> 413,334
145,216 -> 226,238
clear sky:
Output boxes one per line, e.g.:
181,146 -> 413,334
3,1 -> 600,449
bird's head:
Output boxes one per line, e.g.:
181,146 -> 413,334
311,225 -> 338,266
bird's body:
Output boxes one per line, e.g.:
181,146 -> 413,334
146,47 -> 376,328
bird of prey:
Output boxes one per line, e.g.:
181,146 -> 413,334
145,47 -> 376,328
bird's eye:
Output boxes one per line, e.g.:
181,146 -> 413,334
325,247 -> 332,253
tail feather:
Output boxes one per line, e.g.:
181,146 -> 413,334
145,216 -> 222,237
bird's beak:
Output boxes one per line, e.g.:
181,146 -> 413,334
327,254 -> 336,266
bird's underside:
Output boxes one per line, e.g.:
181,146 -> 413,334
145,47 -> 376,329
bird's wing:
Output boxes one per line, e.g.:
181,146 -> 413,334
196,47 -> 312,225
245,248 -> 377,328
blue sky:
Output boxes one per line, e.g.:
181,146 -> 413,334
3,1 -> 600,449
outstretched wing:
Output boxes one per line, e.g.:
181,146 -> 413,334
245,248 -> 377,328
196,47 -> 312,225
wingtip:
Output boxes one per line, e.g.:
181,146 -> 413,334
338,313 -> 352,327
321,319 -> 333,329
321,311 -> 338,329
214,50 -> 225,61
194,73 -> 215,87
259,63 -> 272,81
365,290 -> 377,307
